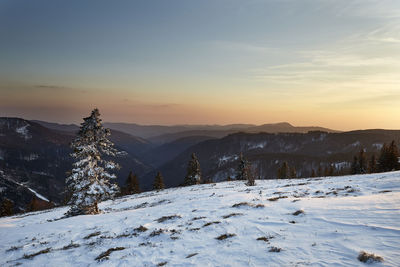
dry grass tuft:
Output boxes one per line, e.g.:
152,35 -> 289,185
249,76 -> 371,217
222,213 -> 243,219
268,196 -> 288,201
95,247 -> 125,261
203,221 -> 221,227
216,233 -> 236,240
358,251 -> 383,263
84,231 -> 101,239
134,225 -> 148,232
156,215 -> 181,223
292,210 -> 304,216
186,253 -> 198,258
269,247 -> 281,252
232,202 -> 264,208
149,229 -> 165,237
62,242 -> 80,250
23,248 -> 51,259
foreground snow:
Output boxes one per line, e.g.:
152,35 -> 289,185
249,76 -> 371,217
1,172 -> 399,266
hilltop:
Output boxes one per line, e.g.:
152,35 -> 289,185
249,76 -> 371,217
1,172 -> 399,266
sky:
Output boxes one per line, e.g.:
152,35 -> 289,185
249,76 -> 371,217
0,0 -> 399,130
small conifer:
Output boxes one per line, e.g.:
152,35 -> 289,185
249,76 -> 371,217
183,153 -> 202,186
153,171 -> 165,190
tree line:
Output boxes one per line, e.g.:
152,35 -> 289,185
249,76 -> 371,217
351,141 -> 400,174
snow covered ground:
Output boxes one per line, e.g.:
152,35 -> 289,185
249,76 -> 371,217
1,172 -> 399,266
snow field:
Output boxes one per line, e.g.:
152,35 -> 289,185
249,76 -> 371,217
1,172 -> 399,266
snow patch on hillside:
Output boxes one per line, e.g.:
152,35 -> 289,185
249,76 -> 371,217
26,188 -> 49,202
218,155 -> 238,166
1,172 -> 399,266
22,154 -> 39,161
373,143 -> 383,150
15,124 -> 31,141
248,142 -> 267,150
334,161 -> 351,169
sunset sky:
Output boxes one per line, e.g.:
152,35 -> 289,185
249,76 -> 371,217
1,0 -> 399,130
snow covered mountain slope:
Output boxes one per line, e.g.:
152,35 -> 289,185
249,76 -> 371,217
1,172 -> 399,266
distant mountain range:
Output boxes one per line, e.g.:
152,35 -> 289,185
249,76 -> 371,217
33,120 -> 339,144
143,130 -> 400,188
103,121 -> 339,143
1,118 -> 399,214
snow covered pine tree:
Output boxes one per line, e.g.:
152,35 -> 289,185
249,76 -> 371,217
66,108 -> 120,216
183,153 -> 202,186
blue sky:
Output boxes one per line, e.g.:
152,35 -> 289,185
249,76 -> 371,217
0,0 -> 399,129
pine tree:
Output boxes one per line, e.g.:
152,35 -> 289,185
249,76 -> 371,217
367,155 -> 377,173
358,149 -> 367,174
183,153 -> 202,186
123,171 -> 140,195
377,141 -> 400,172
246,167 -> 255,186
378,143 -> 389,172
351,156 -> 360,174
153,171 -> 165,190
324,166 -> 329,177
388,141 -> 400,171
277,162 -> 289,179
328,164 -> 335,176
236,153 -> 251,180
317,165 -> 323,177
289,167 -> 297,178
66,108 -> 120,216
311,169 -> 316,177
0,198 -> 14,217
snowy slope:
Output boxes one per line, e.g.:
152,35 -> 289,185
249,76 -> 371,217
1,172 -> 399,266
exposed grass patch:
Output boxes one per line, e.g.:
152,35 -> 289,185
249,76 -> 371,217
292,210 -> 304,216
95,247 -> 125,261
358,251 -> 383,263
186,253 -> 198,258
379,190 -> 392,194
257,235 -> 274,242
62,242 -> 80,250
232,202 -> 251,208
150,199 -> 171,207
156,215 -> 181,223
189,228 -> 200,231
23,248 -> 51,259
6,245 -> 23,252
134,225 -> 148,232
84,231 -> 101,239
216,233 -> 236,240
269,247 -> 281,252
232,202 -> 264,208
268,196 -> 288,201
191,216 -> 206,221
222,213 -> 243,219
134,202 -> 149,209
203,221 -> 221,227
149,229 -> 165,237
